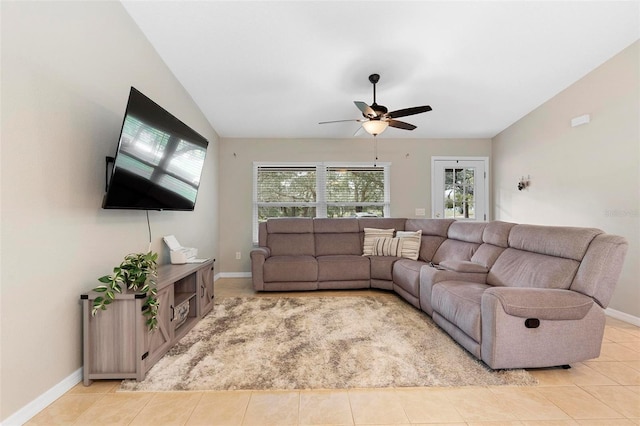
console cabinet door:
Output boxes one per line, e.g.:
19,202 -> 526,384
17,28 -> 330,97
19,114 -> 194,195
145,284 -> 174,369
198,263 -> 215,317
81,294 -> 146,385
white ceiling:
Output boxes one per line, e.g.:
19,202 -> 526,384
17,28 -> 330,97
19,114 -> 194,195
122,1 -> 639,139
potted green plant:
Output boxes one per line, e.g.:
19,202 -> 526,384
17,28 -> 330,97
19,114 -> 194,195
91,251 -> 159,330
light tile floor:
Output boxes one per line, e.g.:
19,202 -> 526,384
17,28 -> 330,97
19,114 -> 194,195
26,278 -> 640,426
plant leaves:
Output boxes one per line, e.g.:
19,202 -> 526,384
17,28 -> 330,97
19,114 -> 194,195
92,251 -> 159,330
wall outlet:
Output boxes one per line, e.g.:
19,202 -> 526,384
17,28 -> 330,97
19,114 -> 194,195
235,251 -> 241,260
415,208 -> 426,216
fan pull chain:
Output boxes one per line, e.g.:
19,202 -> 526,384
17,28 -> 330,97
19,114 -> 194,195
373,135 -> 378,167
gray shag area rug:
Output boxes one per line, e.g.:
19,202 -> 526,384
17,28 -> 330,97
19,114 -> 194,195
120,296 -> 537,391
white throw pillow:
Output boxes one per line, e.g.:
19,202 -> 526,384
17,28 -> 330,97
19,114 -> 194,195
396,230 -> 422,260
371,237 -> 404,257
362,228 -> 395,256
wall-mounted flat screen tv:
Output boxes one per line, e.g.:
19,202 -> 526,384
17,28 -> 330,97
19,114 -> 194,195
102,87 -> 209,211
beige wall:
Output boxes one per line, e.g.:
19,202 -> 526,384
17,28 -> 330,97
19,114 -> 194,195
492,41 -> 639,318
1,1 -> 219,420
219,137 -> 491,272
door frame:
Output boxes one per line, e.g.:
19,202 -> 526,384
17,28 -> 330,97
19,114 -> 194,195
431,156 -> 490,221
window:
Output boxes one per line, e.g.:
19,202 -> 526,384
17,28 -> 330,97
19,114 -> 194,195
255,165 -> 318,220
253,162 -> 390,242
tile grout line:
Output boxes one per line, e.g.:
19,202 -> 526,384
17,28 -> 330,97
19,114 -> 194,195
240,391 -> 254,426
181,392 -> 205,426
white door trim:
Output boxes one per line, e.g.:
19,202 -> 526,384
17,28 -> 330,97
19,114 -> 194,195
431,156 -> 490,220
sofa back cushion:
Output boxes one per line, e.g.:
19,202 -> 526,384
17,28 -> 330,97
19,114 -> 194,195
471,221 -> 517,268
405,219 -> 453,262
448,221 -> 487,243
487,248 -> 580,289
482,221 -> 517,247
417,237 -> 446,262
432,240 -> 480,264
571,234 -> 628,307
508,224 -> 602,261
357,218 -> 407,232
266,218 -> 315,256
258,221 -> 268,247
431,221 -> 484,264
486,224 -> 602,289
405,219 -> 454,236
471,245 -> 505,269
314,218 -> 362,256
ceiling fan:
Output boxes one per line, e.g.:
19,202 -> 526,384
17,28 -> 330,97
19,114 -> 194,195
319,73 -> 432,136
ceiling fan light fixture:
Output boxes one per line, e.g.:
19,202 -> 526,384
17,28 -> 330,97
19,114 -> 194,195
362,120 -> 388,136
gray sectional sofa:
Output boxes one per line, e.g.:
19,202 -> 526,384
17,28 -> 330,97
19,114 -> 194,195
250,217 -> 628,369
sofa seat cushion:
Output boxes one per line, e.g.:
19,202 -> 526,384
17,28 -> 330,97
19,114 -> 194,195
392,259 -> 428,298
317,255 -> 370,281
431,281 -> 492,342
263,255 -> 318,282
370,255 -> 401,281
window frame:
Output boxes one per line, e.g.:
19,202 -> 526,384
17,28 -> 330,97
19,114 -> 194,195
253,161 -> 391,243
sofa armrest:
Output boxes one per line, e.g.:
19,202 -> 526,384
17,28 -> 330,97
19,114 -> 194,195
250,247 -> 271,291
251,246 -> 271,259
419,265 -> 488,316
480,286 -> 604,369
482,287 -> 594,321
439,260 -> 489,273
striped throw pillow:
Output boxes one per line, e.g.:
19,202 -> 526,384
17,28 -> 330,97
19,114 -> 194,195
371,237 -> 404,257
362,228 -> 395,256
396,230 -> 422,260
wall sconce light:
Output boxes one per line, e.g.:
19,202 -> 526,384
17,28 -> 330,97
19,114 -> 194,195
518,176 -> 531,191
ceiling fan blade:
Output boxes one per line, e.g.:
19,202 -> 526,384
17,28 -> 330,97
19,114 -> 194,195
353,125 -> 365,137
387,105 -> 432,119
387,119 -> 417,131
319,119 -> 364,124
354,101 -> 377,118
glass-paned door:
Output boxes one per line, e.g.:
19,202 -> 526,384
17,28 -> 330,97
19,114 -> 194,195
432,158 -> 488,221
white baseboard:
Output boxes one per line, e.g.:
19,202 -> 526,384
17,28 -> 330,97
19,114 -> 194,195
217,272 -> 252,279
605,308 -> 640,327
1,368 -> 82,426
